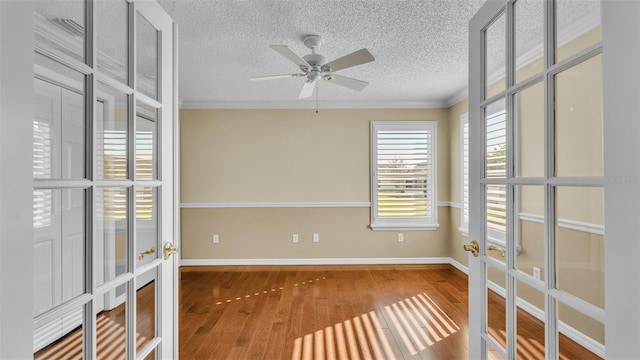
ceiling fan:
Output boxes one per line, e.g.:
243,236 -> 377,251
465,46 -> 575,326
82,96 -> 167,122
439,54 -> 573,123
250,35 -> 375,99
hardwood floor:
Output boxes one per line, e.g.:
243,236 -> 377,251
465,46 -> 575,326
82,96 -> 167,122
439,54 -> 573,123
179,264 -> 602,360
34,264 -> 601,359
34,281 -> 156,360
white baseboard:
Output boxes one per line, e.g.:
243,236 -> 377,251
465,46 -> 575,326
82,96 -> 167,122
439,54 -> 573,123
180,257 -> 451,266
449,257 -> 468,275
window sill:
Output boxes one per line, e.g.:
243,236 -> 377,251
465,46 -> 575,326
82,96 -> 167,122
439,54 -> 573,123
370,223 -> 440,231
458,227 -> 469,237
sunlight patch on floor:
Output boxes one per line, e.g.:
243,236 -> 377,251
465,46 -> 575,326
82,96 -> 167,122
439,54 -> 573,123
291,292 -> 460,359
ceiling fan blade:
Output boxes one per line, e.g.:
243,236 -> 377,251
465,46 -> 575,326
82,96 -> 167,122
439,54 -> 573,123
270,45 -> 311,69
250,74 -> 302,81
322,48 -> 375,72
325,74 -> 369,91
298,81 -> 316,99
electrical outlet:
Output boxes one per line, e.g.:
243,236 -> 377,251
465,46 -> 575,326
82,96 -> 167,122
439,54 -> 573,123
397,233 -> 404,242
212,234 -> 219,244
533,267 -> 541,280
292,234 -> 299,243
313,233 -> 319,243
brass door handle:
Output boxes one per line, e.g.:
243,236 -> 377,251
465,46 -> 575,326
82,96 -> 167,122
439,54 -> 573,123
463,240 -> 479,257
163,242 -> 179,260
138,247 -> 156,260
487,244 -> 505,258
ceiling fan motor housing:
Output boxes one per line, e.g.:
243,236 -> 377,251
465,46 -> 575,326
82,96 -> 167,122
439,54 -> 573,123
302,35 -> 327,78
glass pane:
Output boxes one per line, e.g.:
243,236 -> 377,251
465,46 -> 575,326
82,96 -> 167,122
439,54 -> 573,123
137,187 -> 158,263
34,304 -> 84,359
556,0 -> 601,64
514,0 -> 544,83
515,81 -> 544,178
96,187 -> 128,287
144,348 -> 156,360
487,266 -> 506,351
486,99 -> 506,179
555,187 -> 604,309
97,82 -> 129,180
34,0 -> 85,64
137,12 -> 158,100
557,301 -> 604,359
96,0 -> 129,84
515,280 -> 545,359
34,54 -> 86,180
33,188 -> 86,316
136,268 -> 157,355
97,286 -> 128,359
486,184 -> 507,256
515,186 -> 545,282
554,55 -> 603,177
136,104 -> 157,180
486,12 -> 506,99
487,341 -> 505,360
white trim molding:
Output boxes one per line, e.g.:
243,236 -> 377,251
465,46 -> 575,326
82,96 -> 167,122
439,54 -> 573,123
181,257 -> 451,266
179,99 -> 449,110
438,201 -> 460,208
369,223 -> 440,231
180,202 -> 371,208
181,201 -> 457,209
446,88 -> 468,108
519,212 -> 604,236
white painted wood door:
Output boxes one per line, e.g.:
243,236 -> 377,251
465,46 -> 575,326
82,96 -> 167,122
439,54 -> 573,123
467,0 -> 617,358
33,78 -> 86,351
1,0 -> 180,358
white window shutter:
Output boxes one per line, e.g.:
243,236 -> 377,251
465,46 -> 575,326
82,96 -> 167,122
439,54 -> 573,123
371,121 -> 437,230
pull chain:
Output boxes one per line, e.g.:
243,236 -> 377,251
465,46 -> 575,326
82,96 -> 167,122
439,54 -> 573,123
315,84 -> 319,114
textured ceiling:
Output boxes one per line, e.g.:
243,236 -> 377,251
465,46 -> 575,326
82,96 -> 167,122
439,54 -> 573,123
156,0 -> 599,108
157,0 -> 486,108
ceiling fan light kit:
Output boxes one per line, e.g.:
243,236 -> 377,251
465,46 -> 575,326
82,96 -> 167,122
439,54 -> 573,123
250,35 -> 375,99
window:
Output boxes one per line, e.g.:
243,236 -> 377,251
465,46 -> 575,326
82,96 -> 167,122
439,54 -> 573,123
486,109 -> 506,244
370,121 -> 438,230
461,110 -> 507,245
460,113 -> 469,234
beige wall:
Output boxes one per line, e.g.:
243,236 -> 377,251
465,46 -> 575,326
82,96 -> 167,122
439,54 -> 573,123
181,206 -> 450,260
181,108 -> 449,204
446,99 -> 471,269
180,108 -> 451,260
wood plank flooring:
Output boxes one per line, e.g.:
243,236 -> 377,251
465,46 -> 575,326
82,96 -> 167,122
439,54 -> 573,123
179,264 -> 602,360
34,264 -> 601,359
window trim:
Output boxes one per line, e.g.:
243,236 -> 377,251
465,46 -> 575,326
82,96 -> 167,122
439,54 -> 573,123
370,121 -> 438,231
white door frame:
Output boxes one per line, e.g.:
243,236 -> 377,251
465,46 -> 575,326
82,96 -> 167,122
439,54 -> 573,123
0,1 -> 36,359
468,1 -> 505,357
601,1 -> 640,357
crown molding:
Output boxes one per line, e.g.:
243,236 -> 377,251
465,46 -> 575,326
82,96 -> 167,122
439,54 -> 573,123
179,99 -> 449,110
445,88 -> 468,108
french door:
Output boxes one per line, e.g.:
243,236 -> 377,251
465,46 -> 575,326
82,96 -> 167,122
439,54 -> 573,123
1,0 -> 178,358
468,0 -> 604,358
468,0 -> 640,359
